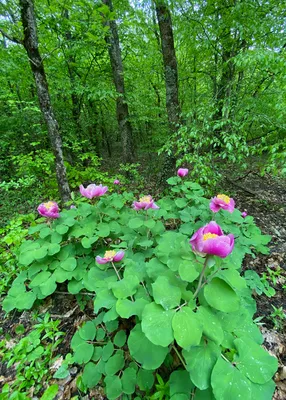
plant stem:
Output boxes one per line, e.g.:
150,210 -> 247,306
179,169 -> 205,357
111,261 -> 121,280
193,256 -> 209,300
172,345 -> 187,369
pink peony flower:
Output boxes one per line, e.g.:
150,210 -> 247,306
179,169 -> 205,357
96,250 -> 125,264
113,179 -> 120,185
37,201 -> 60,219
79,184 -> 108,199
190,221 -> 234,258
133,195 -> 159,211
177,168 -> 189,177
241,211 -> 248,218
210,194 -> 235,213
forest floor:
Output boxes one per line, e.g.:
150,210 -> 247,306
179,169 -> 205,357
0,167 -> 285,399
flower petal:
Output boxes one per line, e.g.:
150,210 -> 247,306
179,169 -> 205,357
113,250 -> 125,262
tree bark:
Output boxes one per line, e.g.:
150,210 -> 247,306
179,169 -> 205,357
19,0 -> 71,202
102,0 -> 134,164
155,0 -> 181,181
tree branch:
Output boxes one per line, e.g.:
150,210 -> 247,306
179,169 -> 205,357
0,28 -> 23,45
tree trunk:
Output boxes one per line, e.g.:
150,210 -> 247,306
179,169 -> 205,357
19,0 -> 71,202
102,0 -> 134,164
155,0 -> 181,181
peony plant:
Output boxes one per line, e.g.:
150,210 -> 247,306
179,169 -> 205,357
3,175 -> 277,400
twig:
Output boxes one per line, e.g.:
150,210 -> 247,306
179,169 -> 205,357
0,28 -> 23,45
172,345 -> 187,369
193,258 -> 209,300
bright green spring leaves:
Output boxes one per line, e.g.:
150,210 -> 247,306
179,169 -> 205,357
3,180 -> 277,399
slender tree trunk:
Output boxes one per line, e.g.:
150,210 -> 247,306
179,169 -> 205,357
19,0 -> 71,202
155,0 -> 181,181
102,0 -> 134,164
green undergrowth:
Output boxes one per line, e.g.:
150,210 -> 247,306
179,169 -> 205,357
1,176 -> 278,399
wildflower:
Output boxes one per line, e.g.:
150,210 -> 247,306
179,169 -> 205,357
177,168 -> 189,177
241,211 -> 248,218
210,194 -> 235,213
190,221 -> 234,258
37,201 -> 60,219
114,179 -> 120,185
70,205 -> 76,209
96,250 -> 125,264
133,195 -> 159,211
79,184 -> 108,199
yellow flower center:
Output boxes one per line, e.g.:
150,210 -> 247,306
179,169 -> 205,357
203,233 -> 218,241
139,196 -> 151,203
104,250 -> 116,259
44,201 -> 55,210
217,194 -> 230,204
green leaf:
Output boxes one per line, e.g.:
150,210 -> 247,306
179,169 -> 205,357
250,380 -> 276,400
217,269 -> 247,290
211,357 -> 252,400
51,232 -> 62,243
79,321 -> 96,341
234,337 -> 278,384
94,289 -> 117,313
178,260 -> 200,283
102,341 -> 114,361
193,388 -> 215,400
39,227 -> 52,239
169,370 -> 194,396
142,302 -> 175,347
204,278 -> 240,312
196,306 -> 224,345
19,251 -> 35,266
152,276 -> 181,310
39,277 -> 57,297
116,298 -> 149,319
82,362 -> 102,388
30,271 -> 51,288
92,346 -> 103,361
175,198 -> 188,208
97,223 -> 110,237
122,367 -> 137,394
128,324 -> 168,370
128,218 -> 144,229
68,279 -> 84,294
137,368 -> 154,391
71,332 -> 94,364
40,384 -> 58,400
170,394 -> 189,400
48,243 -> 61,255
144,219 -> 156,229
33,246 -> 48,260
113,331 -> 127,347
96,328 -> 105,341
56,224 -> 69,235
61,257 -> 77,271
137,239 -> 153,247
110,276 -> 139,299
104,375 -> 122,400
183,341 -> 220,390
105,350 -> 125,375
172,307 -> 202,349
81,236 -> 98,248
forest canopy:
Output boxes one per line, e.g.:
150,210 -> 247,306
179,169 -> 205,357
0,0 -> 285,213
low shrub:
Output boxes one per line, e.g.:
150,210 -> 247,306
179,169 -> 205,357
2,174 -> 277,399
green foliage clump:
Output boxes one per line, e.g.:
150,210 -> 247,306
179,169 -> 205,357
2,177 -> 277,399
0,314 -> 64,399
